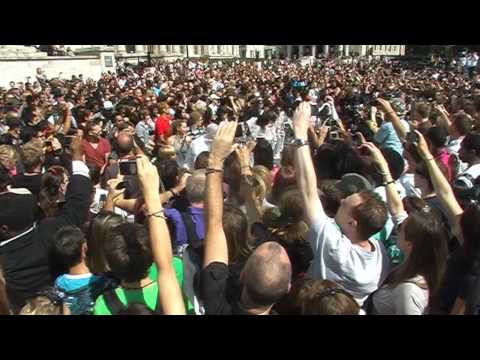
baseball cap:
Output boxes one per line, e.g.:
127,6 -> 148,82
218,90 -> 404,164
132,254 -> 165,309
335,173 -> 373,198
103,101 -> 114,110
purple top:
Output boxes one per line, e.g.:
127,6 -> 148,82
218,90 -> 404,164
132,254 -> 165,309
164,206 -> 205,247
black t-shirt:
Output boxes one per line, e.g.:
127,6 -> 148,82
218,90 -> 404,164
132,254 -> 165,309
199,262 -> 247,315
11,174 -> 42,196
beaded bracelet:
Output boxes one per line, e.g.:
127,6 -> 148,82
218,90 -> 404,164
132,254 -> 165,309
206,168 -> 224,175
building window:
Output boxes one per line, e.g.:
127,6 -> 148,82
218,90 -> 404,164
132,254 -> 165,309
216,45 -> 221,54
126,45 -> 135,53
180,45 -> 186,53
166,45 -> 172,53
194,45 -> 199,54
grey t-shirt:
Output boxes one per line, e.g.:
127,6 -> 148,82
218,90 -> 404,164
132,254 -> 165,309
307,212 -> 391,305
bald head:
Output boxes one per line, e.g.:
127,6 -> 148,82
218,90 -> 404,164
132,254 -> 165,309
116,132 -> 134,157
242,242 -> 292,307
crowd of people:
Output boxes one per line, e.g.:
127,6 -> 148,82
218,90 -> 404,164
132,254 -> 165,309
1,50 -> 480,315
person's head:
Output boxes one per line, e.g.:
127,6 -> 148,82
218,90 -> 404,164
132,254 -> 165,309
296,279 -> 360,315
414,102 -> 431,121
104,223 -> 152,283
186,169 -> 206,205
449,113 -> 472,138
253,138 -> 274,170
189,111 -> 204,128
156,159 -> 179,192
19,139 -> 44,173
84,120 -> 103,143
87,211 -> 124,274
0,145 -> 17,174
240,241 -> 292,313
334,190 -> 388,242
459,132 -> 480,165
252,165 -> 273,196
194,151 -> 210,170
256,110 -> 277,129
426,126 -> 448,154
172,119 -> 188,136
52,226 -> 88,270
319,180 -> 343,218
38,166 -> 70,218
223,204 -> 252,263
391,210 -> 448,296
115,131 -> 134,158
20,294 -> 63,315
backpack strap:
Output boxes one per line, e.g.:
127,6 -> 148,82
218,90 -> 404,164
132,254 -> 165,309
179,209 -> 203,249
103,289 -> 127,315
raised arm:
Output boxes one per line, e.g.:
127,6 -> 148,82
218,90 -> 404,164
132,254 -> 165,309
377,98 -> 407,141
415,131 -> 464,243
361,142 -> 405,218
137,156 -> 185,315
203,121 -> 238,269
293,102 -> 323,226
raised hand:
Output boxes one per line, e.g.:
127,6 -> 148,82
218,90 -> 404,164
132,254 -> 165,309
358,142 -> 390,174
415,130 -> 433,161
293,102 -> 311,140
137,156 -> 160,202
209,120 -> 238,168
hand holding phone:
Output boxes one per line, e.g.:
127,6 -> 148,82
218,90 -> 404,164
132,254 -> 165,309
119,159 -> 138,176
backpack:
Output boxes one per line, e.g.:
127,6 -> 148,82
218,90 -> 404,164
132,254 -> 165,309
102,287 -> 162,315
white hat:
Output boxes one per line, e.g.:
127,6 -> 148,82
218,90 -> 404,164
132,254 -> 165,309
103,101 -> 113,110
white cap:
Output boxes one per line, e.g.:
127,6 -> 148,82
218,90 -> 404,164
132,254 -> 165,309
103,101 -> 113,110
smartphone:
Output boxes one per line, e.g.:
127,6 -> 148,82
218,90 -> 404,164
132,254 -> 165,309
119,159 -> 138,176
329,131 -> 341,141
351,133 -> 362,146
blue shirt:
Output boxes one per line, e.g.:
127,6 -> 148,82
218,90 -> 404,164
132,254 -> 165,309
164,206 -> 205,249
374,121 -> 408,156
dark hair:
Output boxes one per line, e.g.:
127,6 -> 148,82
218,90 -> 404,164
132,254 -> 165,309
87,164 -> 102,186
256,110 -> 276,129
351,190 -> 388,240
297,279 -> 360,315
52,226 -> 86,269
104,223 -> 152,283
387,210 -> 448,299
320,180 -> 343,217
156,159 -> 179,191
194,151 -> 210,170
381,147 -> 405,181
87,211 -> 124,274
462,132 -> 480,157
38,166 -> 69,218
426,126 -> 448,150
415,159 -> 449,191
223,204 -> 252,263
415,102 -> 431,119
253,138 -> 273,170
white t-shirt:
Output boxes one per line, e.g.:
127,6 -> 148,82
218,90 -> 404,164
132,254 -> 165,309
90,188 -> 134,222
461,163 -> 480,180
371,275 -> 429,315
307,211 -> 391,305
185,135 -> 212,170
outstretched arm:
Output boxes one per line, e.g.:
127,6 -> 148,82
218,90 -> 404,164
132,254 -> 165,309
293,102 -> 323,226
203,121 -> 238,269
137,156 -> 185,315
416,131 -> 464,243
377,98 -> 407,141
361,142 -> 405,218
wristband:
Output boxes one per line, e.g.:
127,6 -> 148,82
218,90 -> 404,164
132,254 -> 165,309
383,180 -> 396,186
206,168 -> 224,175
146,209 -> 166,219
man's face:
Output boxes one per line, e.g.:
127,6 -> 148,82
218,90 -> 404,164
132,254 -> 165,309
89,125 -> 102,138
334,194 -> 363,236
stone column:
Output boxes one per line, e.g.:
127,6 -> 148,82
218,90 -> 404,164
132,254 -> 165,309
286,45 -> 292,59
337,45 -> 344,56
323,45 -> 329,56
311,45 -> 317,58
135,45 -> 145,53
298,45 -> 304,58
116,45 -> 127,53
344,45 -> 350,57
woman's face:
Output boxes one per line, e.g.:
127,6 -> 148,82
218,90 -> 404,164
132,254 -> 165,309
178,122 -> 188,135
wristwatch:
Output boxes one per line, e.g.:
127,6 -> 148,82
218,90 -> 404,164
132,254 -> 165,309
292,138 -> 309,147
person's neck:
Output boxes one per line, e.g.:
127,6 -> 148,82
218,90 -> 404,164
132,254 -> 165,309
121,277 -> 155,289
240,291 -> 272,315
69,261 -> 91,276
24,166 -> 42,175
87,136 -> 100,144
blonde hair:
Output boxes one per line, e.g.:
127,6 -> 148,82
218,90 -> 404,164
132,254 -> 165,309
252,165 -> 273,195
20,296 -> 62,315
19,139 -> 44,172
